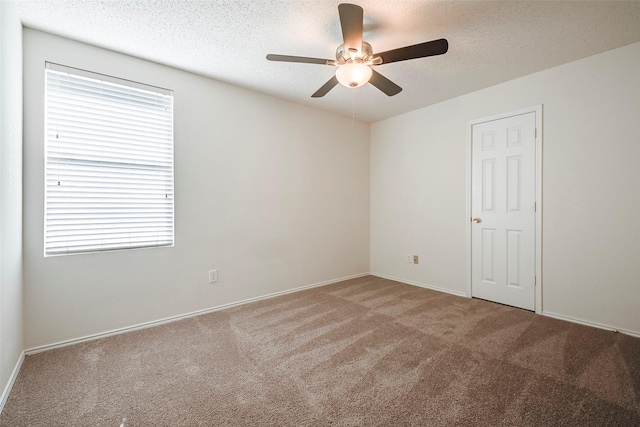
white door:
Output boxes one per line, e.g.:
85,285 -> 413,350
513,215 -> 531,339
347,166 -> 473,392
471,112 -> 536,310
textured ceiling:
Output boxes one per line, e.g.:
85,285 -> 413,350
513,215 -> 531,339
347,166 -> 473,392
15,0 -> 640,123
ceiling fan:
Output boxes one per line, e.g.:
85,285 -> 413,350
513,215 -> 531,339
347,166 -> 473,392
266,3 -> 448,98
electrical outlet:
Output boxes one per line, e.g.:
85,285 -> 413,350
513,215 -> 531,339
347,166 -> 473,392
208,269 -> 218,283
413,255 -> 419,264
407,254 -> 412,263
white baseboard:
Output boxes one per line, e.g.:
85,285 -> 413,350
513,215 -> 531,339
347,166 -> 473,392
370,275 -> 640,338
0,351 -> 25,413
542,311 -> 640,338
371,273 -> 468,298
25,272 -> 371,355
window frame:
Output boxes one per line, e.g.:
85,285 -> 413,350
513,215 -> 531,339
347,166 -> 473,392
44,62 -> 175,256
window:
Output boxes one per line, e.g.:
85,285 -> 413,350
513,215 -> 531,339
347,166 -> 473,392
44,63 -> 174,255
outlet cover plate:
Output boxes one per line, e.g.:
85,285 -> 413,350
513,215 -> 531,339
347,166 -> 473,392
208,269 -> 218,283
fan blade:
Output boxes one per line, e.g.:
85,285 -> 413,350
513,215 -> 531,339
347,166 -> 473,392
266,54 -> 333,65
338,3 -> 363,53
376,39 -> 448,65
369,70 -> 402,96
311,76 -> 339,98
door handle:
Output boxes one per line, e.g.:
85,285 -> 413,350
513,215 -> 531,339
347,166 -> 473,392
472,218 -> 482,223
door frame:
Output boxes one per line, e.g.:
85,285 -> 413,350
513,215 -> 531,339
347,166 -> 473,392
465,105 -> 543,313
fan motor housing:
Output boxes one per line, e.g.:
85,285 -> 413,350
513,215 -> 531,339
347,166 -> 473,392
336,41 -> 374,64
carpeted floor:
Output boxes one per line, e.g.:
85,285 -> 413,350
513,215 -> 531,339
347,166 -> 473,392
1,275 -> 639,426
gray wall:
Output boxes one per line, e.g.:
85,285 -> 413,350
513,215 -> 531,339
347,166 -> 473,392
0,0 -> 24,405
371,41 -> 640,335
23,29 -> 370,349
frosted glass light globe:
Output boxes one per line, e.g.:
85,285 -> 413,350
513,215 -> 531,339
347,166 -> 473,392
335,63 -> 372,88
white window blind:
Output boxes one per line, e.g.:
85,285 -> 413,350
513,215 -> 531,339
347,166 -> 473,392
44,63 -> 174,255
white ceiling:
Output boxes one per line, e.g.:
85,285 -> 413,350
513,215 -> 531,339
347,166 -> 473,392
15,0 -> 640,123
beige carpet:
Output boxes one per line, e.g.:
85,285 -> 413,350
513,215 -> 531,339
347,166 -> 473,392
2,275 -> 639,426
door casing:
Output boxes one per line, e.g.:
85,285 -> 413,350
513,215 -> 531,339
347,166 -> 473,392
466,105 -> 543,313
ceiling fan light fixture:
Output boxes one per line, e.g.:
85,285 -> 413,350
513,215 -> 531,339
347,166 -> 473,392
266,4 -> 448,97
335,62 -> 372,88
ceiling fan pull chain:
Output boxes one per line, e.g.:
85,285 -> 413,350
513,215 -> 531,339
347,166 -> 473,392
352,89 -> 356,128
